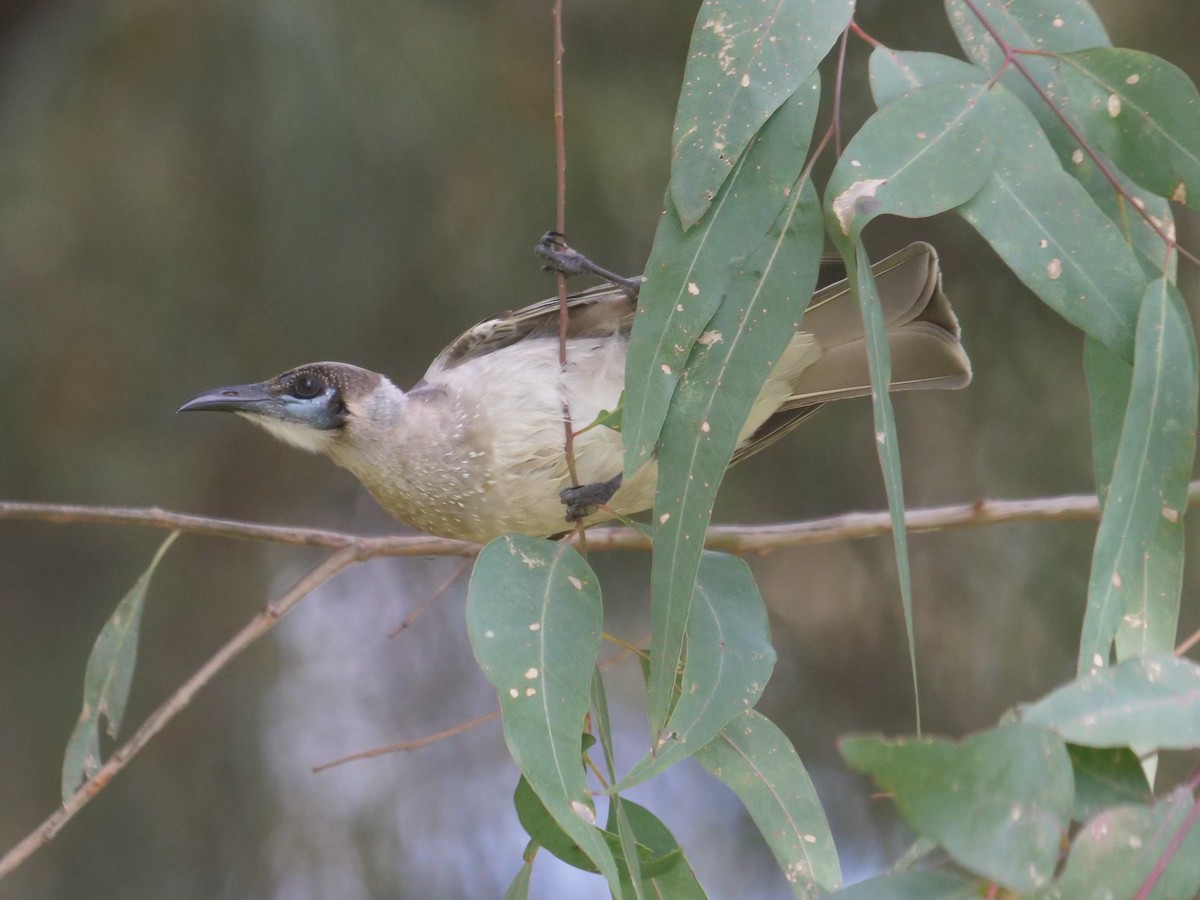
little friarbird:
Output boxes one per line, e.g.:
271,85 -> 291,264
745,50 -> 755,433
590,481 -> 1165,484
179,243 -> 970,542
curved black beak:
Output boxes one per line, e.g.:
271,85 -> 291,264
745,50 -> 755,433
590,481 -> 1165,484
177,382 -> 273,414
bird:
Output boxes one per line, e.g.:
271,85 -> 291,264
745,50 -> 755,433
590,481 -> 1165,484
179,241 -> 971,543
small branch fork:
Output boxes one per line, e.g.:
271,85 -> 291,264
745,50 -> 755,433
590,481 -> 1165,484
952,0 -> 1198,271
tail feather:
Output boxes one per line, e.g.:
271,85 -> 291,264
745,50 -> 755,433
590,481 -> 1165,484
731,243 -> 971,464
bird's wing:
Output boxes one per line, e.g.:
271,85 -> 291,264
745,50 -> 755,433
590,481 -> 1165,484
426,280 -> 642,375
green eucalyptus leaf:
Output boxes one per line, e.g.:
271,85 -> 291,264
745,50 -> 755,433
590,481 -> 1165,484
1066,744 -> 1152,823
1046,787 -> 1200,899
869,49 -> 1145,359
1021,655 -> 1200,749
695,709 -> 839,897
669,0 -> 852,227
624,79 -> 820,478
621,551 -> 775,788
1079,280 -> 1197,672
639,109 -> 824,732
62,531 -> 180,801
1058,48 -> 1200,210
467,535 -> 618,891
826,80 -> 1000,239
835,869 -> 984,900
841,724 -> 1073,893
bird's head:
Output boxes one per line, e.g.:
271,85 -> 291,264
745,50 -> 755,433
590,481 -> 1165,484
178,362 -> 386,455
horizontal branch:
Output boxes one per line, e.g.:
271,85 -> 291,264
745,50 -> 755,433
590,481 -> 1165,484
4,480 -> 1198,556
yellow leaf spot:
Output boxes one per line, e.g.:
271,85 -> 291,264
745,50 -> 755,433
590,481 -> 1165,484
831,178 -> 888,234
570,800 -> 596,824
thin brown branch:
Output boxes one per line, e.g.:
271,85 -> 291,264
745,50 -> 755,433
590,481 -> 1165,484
0,501 -> 473,555
312,709 -> 503,773
387,558 -> 472,638
551,0 -> 581,490
4,481 -> 1200,556
0,547 -> 358,882
312,634 -> 647,774
1134,788 -> 1200,900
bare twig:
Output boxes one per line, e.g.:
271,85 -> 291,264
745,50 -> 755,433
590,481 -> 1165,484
0,501 -> 474,555
551,0 -> 581,492
0,548 -> 358,881
387,558 -> 472,638
1133,788 -> 1200,900
4,482 -> 1199,556
312,709 -> 503,773
312,633 -> 648,774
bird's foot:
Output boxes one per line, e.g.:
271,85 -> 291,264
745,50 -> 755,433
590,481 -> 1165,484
535,231 -> 641,298
560,472 -> 624,522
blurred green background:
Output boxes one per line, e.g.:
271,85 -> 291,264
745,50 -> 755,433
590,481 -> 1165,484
2,1 -> 1198,897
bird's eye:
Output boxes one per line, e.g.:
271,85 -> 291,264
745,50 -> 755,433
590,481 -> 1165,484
291,374 -> 323,399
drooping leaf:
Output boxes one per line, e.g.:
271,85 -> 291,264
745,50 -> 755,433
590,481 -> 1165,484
1021,655 -> 1200,750
514,777 -> 683,882
1058,48 -> 1200,210
640,110 -> 824,732
466,535 -> 618,891
1085,337 -> 1134,504
945,0 -> 1110,123
840,724 -> 1073,893
868,49 -> 982,108
695,709 -> 840,897
870,50 -> 1145,360
669,0 -> 852,228
502,859 -> 534,900
614,799 -> 646,900
834,869 -> 984,900
621,551 -> 775,788
1079,280 -> 1197,672
624,78 -> 821,477
1066,744 -> 1152,823
62,531 -> 180,801
943,3 -> 1179,279
825,80 -> 1000,239
590,668 -> 617,783
1046,786 -> 1200,899
636,851 -> 709,900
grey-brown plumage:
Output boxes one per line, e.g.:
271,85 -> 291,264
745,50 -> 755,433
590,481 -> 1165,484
179,243 -> 970,542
